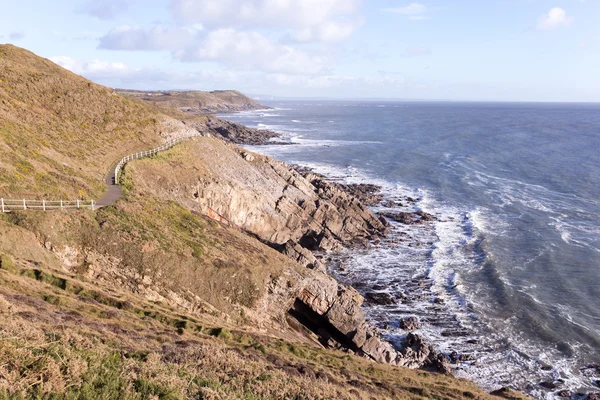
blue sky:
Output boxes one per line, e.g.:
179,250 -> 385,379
1,0 -> 599,101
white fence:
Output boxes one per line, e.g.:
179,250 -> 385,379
1,198 -> 95,212
0,130 -> 203,213
114,131 -> 202,184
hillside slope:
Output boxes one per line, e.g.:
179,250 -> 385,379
118,89 -> 269,114
0,45 -> 528,399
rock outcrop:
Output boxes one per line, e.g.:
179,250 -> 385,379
201,115 -> 280,145
132,138 -> 389,268
291,273 -> 449,372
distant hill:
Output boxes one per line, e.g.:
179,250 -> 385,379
117,89 -> 270,113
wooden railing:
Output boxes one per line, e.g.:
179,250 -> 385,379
1,199 -> 95,212
114,132 -> 202,184
0,130 -> 204,213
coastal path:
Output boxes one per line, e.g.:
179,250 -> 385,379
0,131 -> 204,212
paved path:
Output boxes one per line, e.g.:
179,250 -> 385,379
96,162 -> 122,207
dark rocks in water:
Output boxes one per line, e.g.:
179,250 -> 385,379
379,210 -> 437,225
490,387 -> 512,397
365,292 -> 397,305
587,393 -> 600,400
398,333 -> 450,373
338,183 -> 384,206
449,351 -> 475,364
595,380 -> 600,388
539,381 -> 562,390
556,390 -> 571,398
399,316 -> 420,331
384,200 -> 396,208
202,115 -> 280,145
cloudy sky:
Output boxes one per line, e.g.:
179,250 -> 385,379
1,0 -> 599,101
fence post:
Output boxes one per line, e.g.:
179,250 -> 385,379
23,199 -> 26,210
77,199 -> 80,209
60,200 -> 63,209
91,200 -> 95,211
42,199 -> 46,211
1,198 -> 3,213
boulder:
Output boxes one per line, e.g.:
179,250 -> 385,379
399,316 -> 420,331
366,292 -> 396,305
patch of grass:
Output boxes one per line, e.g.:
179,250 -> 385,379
0,254 -> 16,273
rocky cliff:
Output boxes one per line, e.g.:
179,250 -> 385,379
126,137 -> 450,371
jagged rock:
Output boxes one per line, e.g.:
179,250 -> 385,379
292,274 -> 449,372
379,211 -> 437,225
399,316 -> 420,331
366,292 -> 396,305
280,241 -> 325,271
201,115 -> 279,145
587,394 -> 600,400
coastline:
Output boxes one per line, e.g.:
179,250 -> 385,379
221,108 -> 600,400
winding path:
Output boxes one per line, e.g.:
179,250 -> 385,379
0,131 -> 203,212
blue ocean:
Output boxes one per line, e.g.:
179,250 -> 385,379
221,101 -> 600,398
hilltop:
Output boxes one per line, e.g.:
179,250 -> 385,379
0,45 -> 527,399
117,89 -> 269,114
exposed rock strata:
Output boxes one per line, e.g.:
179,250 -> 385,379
201,115 -> 280,145
292,274 -> 449,372
130,137 -> 448,371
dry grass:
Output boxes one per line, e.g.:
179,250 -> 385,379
118,89 -> 263,111
0,258 -> 524,400
0,45 -> 172,199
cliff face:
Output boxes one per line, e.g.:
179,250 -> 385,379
129,138 -> 389,269
126,138 -> 451,371
118,89 -> 269,114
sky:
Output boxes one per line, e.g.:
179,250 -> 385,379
1,0 -> 599,102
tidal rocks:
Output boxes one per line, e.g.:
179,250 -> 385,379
335,183 -> 384,206
292,275 -> 449,372
202,115 -> 279,145
366,292 -> 396,305
399,316 -> 420,331
379,210 -> 437,225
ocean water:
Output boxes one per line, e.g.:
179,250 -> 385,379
219,101 -> 600,398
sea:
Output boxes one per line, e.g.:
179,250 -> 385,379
219,101 -> 600,399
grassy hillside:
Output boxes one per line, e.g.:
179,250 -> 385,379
118,89 -> 267,113
0,45 -> 529,399
0,45 -> 171,199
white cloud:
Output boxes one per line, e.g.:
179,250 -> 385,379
175,29 -> 327,74
79,0 -> 133,20
267,72 -> 407,89
98,25 -> 197,51
170,0 -> 362,43
9,32 -> 25,40
383,3 -> 428,19
536,8 -> 573,30
406,47 -> 431,57
49,55 -> 240,88
50,56 -> 128,76
294,19 -> 364,43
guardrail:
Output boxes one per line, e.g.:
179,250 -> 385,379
0,130 -> 203,213
114,132 -> 202,184
1,199 -> 95,212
